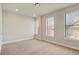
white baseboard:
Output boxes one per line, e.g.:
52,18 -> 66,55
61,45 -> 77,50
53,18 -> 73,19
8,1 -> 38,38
2,36 -> 34,45
43,39 -> 79,51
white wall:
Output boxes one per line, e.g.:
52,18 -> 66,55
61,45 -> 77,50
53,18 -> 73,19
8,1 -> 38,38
0,4 -> 2,52
3,11 -> 34,43
36,4 -> 79,50
34,17 -> 42,40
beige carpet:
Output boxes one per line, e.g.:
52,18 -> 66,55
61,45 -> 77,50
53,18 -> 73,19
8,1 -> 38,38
1,39 -> 79,55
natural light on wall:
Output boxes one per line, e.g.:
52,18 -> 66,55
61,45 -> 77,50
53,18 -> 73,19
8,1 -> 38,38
65,10 -> 79,40
35,19 -> 39,35
35,17 -> 41,36
46,17 -> 54,37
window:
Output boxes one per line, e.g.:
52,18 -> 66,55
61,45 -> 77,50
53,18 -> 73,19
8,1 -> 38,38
46,17 -> 54,37
65,11 -> 79,40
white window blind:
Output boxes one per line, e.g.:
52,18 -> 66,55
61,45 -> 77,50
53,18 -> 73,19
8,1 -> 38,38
47,17 -> 54,37
65,11 -> 79,40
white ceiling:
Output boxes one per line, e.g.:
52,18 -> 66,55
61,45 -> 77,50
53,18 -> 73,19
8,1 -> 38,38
2,3 -> 75,17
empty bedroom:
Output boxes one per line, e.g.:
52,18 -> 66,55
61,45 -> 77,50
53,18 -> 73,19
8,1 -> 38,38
0,3 -> 79,55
